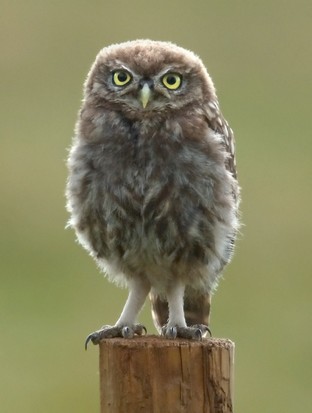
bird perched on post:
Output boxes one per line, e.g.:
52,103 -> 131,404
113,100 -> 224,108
66,40 -> 240,346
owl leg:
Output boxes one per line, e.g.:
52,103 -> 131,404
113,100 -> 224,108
162,282 -> 210,340
85,278 -> 150,348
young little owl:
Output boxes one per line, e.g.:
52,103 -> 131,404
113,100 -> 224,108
66,40 -> 240,346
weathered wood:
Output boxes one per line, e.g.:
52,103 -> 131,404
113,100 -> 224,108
99,335 -> 234,413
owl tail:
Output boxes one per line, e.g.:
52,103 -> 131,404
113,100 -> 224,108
149,289 -> 211,333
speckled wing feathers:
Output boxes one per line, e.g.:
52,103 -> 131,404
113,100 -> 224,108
205,100 -> 237,179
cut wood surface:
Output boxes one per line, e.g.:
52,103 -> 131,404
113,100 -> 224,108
99,335 -> 234,413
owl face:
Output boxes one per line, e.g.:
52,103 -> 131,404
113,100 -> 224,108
106,66 -> 184,111
85,40 -> 216,119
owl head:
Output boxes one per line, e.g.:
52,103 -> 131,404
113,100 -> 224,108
83,40 -> 217,119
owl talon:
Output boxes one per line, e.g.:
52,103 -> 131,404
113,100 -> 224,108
133,324 -> 147,336
161,326 -> 178,339
122,326 -> 134,338
161,324 -> 211,340
85,323 -> 147,349
191,324 -> 212,337
85,330 -> 103,349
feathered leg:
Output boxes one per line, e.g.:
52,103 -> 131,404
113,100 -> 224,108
160,281 -> 211,340
150,290 -> 212,332
85,277 -> 150,348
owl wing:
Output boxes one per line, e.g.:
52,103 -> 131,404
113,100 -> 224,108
204,100 -> 237,179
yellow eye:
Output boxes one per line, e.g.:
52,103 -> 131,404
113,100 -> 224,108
162,73 -> 182,90
112,70 -> 132,86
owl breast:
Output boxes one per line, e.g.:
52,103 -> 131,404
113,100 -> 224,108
67,114 -> 238,292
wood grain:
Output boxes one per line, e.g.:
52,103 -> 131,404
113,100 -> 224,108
99,335 -> 234,413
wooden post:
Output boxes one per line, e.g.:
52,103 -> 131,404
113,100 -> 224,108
99,335 -> 234,413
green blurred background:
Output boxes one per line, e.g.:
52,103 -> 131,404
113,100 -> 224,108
1,1 -> 311,411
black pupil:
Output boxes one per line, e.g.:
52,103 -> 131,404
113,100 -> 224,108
118,72 -> 128,82
167,75 -> 177,85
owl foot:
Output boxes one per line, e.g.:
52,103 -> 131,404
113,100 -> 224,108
85,323 -> 147,349
161,324 -> 211,340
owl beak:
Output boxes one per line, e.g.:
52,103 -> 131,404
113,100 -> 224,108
139,83 -> 152,109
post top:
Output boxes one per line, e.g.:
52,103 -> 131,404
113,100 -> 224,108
98,335 -> 234,349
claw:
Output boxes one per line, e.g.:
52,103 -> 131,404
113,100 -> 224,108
134,324 -> 147,336
161,325 -> 178,339
84,323 -> 147,349
160,324 -> 211,340
85,335 -> 92,350
168,326 -> 177,339
193,328 -> 203,340
85,331 -> 100,350
122,326 -> 134,338
191,324 -> 212,337
162,326 -> 178,339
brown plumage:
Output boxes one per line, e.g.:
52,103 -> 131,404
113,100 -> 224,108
66,40 -> 240,344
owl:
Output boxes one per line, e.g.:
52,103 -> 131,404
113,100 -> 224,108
66,40 -> 240,346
